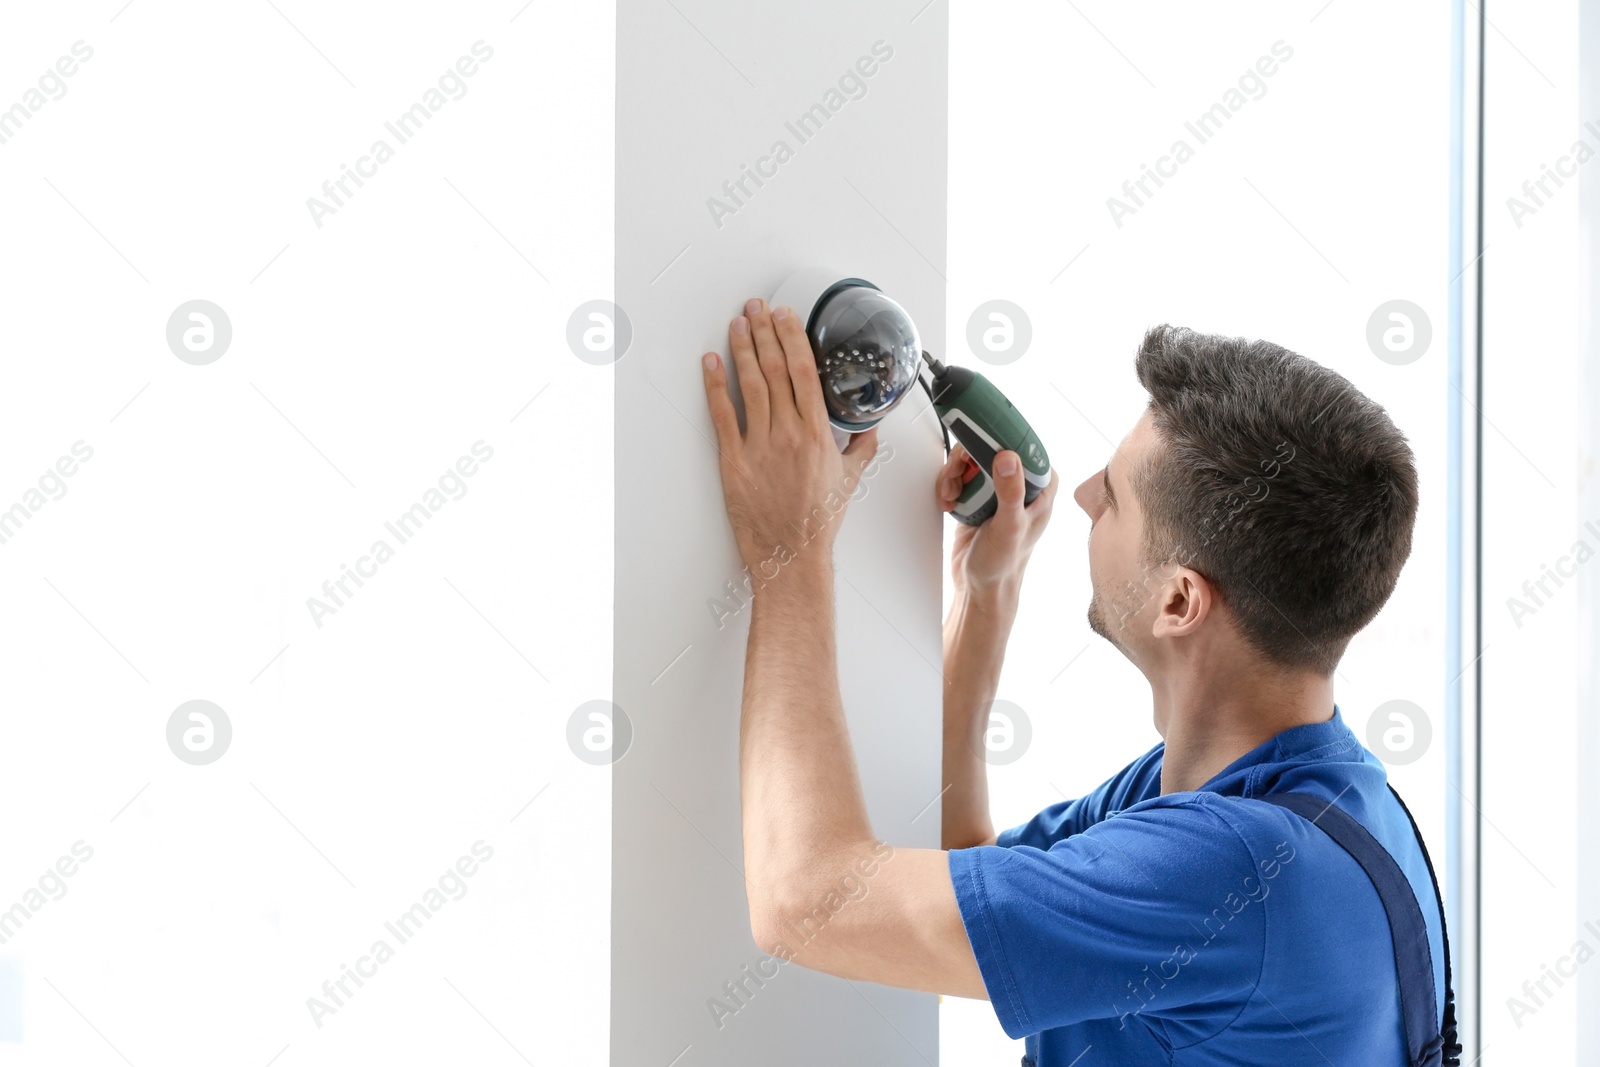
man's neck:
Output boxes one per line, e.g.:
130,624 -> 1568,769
1155,671 -> 1336,795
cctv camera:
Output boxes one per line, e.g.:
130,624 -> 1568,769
770,268 -> 923,451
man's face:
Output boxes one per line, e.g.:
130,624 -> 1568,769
1073,411 -> 1160,656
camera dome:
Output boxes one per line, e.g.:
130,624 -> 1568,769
807,283 -> 922,432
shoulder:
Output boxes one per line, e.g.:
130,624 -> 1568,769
1072,791 -> 1279,880
1093,791 -> 1315,879
1108,788 -> 1288,838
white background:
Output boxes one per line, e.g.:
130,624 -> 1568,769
0,1 -> 1584,1065
1476,0 -> 1581,1062
0,2 -> 612,1064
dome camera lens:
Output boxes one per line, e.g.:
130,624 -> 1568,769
809,286 -> 922,430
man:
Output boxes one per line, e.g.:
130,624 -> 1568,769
699,297 -> 1444,1065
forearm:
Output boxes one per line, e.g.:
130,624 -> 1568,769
941,581 -> 1020,850
740,555 -> 877,921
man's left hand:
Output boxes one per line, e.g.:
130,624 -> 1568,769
701,296 -> 879,571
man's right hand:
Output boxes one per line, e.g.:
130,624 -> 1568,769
936,443 -> 1059,598
936,443 -> 1058,850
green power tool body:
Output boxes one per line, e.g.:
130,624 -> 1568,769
920,352 -> 1051,526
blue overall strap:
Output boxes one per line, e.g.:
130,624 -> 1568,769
1384,784 -> 1463,1067
1256,790 -> 1454,1067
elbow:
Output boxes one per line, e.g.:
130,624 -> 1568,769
747,900 -> 779,957
746,840 -> 895,965
746,875 -> 803,958
748,893 -> 807,969
749,892 -> 841,977
744,869 -> 783,953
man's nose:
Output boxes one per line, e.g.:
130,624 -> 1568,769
1073,474 -> 1097,516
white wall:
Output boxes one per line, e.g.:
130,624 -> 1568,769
0,3 -> 613,1064
613,2 -> 946,1064
1577,0 -> 1600,1054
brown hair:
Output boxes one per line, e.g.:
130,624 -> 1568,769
1131,324 -> 1418,674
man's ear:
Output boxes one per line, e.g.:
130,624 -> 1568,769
1150,565 -> 1212,639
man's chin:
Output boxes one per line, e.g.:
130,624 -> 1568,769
1087,599 -> 1121,650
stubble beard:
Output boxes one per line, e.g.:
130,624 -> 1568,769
1086,583 -> 1125,651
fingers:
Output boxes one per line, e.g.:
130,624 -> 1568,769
772,303 -> 828,427
744,298 -> 798,428
999,461 -> 1059,543
936,445 -> 973,511
938,443 -> 968,479
989,450 -> 1028,532
842,424 -> 879,465
728,312 -> 769,441
835,426 -> 877,511
1033,469 -> 1061,518
701,350 -> 742,458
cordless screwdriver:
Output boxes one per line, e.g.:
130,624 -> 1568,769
920,352 -> 1051,526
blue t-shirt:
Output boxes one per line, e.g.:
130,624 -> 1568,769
948,705 -> 1446,1066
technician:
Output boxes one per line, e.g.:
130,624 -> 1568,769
699,297 -> 1457,1066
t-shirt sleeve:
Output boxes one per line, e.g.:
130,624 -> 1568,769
995,742 -> 1164,850
949,796 -> 1268,1040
